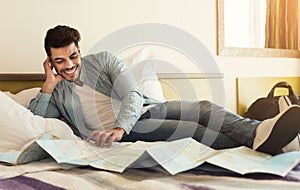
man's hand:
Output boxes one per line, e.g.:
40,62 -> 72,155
86,127 -> 125,148
40,57 -> 63,94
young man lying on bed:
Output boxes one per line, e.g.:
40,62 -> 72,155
29,25 -> 300,156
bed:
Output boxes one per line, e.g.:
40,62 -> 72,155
0,73 -> 300,190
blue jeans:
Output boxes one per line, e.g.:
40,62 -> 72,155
122,100 -> 261,149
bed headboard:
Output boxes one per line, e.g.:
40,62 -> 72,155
237,76 -> 300,116
0,74 -> 45,94
0,73 -> 224,102
157,73 -> 223,101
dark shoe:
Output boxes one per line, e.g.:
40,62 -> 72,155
253,105 -> 300,155
282,133 -> 300,153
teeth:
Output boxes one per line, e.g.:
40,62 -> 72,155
65,67 -> 76,74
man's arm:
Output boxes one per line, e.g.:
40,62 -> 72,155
29,57 -> 63,117
86,52 -> 145,147
106,52 -> 144,133
41,57 -> 63,93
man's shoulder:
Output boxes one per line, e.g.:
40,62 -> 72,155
82,51 -> 112,61
81,51 -> 122,70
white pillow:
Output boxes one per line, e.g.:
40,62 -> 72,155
2,91 -> 17,101
120,47 -> 166,102
16,87 -> 41,108
0,92 -> 78,154
2,87 -> 41,108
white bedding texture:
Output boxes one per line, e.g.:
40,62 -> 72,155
2,87 -> 41,108
0,91 -> 78,154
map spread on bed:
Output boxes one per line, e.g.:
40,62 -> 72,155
36,136 -> 300,176
1,134 -> 300,176
0,134 -> 52,165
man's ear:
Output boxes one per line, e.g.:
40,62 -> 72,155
48,56 -> 53,65
77,46 -> 81,53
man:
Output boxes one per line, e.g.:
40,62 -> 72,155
29,25 -> 300,156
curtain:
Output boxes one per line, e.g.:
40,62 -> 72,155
265,0 -> 298,49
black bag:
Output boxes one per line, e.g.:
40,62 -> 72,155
244,81 -> 300,121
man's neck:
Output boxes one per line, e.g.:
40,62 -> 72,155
74,79 -> 83,86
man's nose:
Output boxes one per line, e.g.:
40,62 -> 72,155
65,58 -> 74,68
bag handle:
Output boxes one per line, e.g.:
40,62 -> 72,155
267,81 -> 299,103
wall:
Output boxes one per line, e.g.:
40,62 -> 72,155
0,0 -> 299,112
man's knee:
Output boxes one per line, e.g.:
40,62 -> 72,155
199,100 -> 214,107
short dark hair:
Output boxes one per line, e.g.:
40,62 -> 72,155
44,25 -> 81,56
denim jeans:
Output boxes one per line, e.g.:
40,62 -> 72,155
122,100 -> 261,149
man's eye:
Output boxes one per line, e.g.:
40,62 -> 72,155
70,54 -> 78,59
55,60 -> 63,64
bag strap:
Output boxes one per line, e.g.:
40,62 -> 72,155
267,81 -> 299,103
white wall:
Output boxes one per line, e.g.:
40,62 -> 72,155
0,0 -> 299,112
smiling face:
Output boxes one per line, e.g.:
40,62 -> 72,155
50,43 -> 81,82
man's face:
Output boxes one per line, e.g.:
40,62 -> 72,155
50,43 -> 81,82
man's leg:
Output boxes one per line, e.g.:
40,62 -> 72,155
139,100 -> 300,154
122,118 -> 241,149
144,100 -> 260,148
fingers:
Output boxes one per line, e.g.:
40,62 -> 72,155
106,132 -> 120,147
43,57 -> 55,79
43,57 -> 52,71
86,129 -> 123,148
42,56 -> 63,84
86,131 -> 96,142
